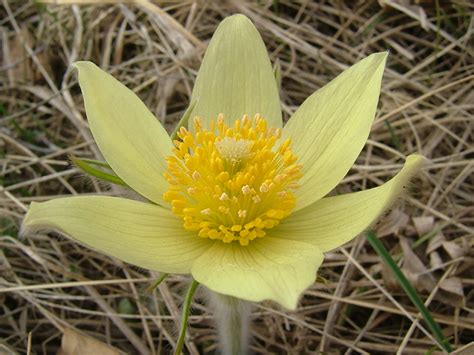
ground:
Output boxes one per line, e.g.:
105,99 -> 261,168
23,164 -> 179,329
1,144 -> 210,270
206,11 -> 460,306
0,0 -> 473,354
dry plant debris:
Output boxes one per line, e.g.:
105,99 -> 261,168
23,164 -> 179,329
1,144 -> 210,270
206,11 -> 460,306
0,1 -> 473,354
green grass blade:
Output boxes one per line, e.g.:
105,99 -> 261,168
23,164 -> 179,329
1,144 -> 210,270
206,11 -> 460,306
71,156 -> 127,187
383,120 -> 401,151
76,158 -> 112,169
174,279 -> 199,355
145,273 -> 169,294
366,231 -> 452,352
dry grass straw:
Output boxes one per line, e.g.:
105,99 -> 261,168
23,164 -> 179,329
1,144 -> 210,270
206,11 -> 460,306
0,0 -> 473,353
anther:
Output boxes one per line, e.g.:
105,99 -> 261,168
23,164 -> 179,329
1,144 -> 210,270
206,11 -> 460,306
231,225 -> 242,232
193,116 -> 202,127
201,208 -> 211,215
217,114 -> 224,126
179,127 -> 188,136
238,209 -> 247,218
219,192 -> 229,201
239,238 -> 249,246
218,206 -> 230,214
192,171 -> 201,180
223,233 -> 234,243
242,185 -> 251,195
187,187 -> 198,195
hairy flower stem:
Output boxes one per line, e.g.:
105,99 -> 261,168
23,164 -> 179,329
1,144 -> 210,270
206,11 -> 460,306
208,291 -> 251,355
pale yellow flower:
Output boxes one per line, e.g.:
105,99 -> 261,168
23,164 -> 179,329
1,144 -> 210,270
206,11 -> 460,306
22,15 -> 424,309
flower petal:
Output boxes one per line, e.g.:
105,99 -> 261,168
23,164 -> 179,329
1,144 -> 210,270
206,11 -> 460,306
22,196 -> 211,273
283,53 -> 388,211
74,62 -> 173,205
191,237 -> 323,309
190,14 -> 281,129
272,155 -> 425,252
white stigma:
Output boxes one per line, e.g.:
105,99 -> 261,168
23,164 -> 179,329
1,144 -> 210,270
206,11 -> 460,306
215,137 -> 253,162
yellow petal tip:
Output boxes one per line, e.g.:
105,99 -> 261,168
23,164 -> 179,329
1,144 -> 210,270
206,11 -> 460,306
403,154 -> 428,177
367,51 -> 389,71
71,60 -> 94,71
190,14 -> 282,128
221,14 -> 252,25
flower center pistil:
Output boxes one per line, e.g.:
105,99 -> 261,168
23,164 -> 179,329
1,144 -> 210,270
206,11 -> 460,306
164,114 -> 301,246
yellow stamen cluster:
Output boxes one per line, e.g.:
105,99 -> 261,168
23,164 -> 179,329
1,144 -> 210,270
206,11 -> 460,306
164,114 -> 301,246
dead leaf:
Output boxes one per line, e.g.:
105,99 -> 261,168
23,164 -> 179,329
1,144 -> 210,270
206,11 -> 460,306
58,328 -> 122,355
439,277 -> 465,308
413,216 -> 434,237
439,277 -> 464,297
426,232 -> 445,254
442,241 -> 465,259
377,209 -> 409,237
379,0 -> 429,30
429,251 -> 443,269
400,237 -> 436,292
